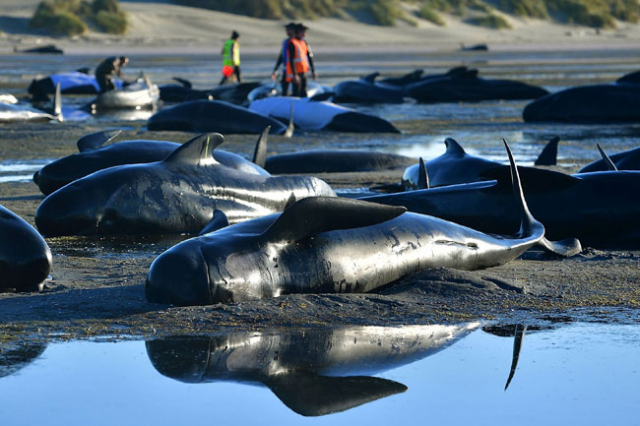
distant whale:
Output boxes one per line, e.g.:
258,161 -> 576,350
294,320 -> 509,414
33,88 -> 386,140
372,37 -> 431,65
147,100 -> 287,134
145,142 -> 579,306
332,73 -> 406,104
249,97 -> 400,133
146,323 -> 479,416
0,83 -> 61,123
34,130 -> 268,195
523,71 -> 640,123
35,133 -> 334,237
407,69 -> 548,103
0,205 -> 52,292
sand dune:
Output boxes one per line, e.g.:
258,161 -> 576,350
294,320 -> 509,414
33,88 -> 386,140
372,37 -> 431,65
1,1 -> 640,54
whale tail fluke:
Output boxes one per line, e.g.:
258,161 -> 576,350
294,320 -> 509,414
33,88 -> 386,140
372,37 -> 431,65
534,136 -> 559,166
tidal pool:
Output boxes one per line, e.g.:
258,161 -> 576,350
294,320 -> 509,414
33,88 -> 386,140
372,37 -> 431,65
0,323 -> 637,426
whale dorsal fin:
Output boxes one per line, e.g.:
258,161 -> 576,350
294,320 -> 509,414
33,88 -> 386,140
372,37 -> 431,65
164,133 -> 223,166
53,82 -> 62,119
252,126 -> 269,168
172,77 -> 192,89
534,136 -> 559,166
480,165 -> 580,192
77,130 -> 122,152
362,72 -> 379,83
597,143 -> 618,171
444,138 -> 466,157
284,102 -> 295,138
265,372 -> 407,417
199,210 -> 230,235
262,197 -> 406,243
417,157 -> 429,189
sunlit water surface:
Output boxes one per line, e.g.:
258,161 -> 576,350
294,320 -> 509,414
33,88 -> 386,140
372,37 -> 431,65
0,323 -> 638,426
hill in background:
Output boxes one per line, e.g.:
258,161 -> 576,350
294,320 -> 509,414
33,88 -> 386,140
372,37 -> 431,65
173,0 -> 639,29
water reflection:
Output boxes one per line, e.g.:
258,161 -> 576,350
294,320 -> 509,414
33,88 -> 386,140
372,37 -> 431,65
146,322 -> 480,416
0,341 -> 47,379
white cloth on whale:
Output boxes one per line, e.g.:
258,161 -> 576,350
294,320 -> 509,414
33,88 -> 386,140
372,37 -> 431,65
249,96 -> 352,131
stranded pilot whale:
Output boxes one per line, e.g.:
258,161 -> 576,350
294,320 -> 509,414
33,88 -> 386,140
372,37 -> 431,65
145,141 -> 580,306
364,166 -> 640,248
146,323 -> 479,416
0,205 -> 52,292
35,133 -> 335,237
33,130 -> 268,195
147,100 -> 287,134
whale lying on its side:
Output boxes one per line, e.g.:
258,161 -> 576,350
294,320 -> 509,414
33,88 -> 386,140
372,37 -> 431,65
34,130 -> 268,195
0,205 -> 52,292
145,141 -> 579,306
36,133 -> 335,237
147,100 -> 287,134
0,84 -> 61,123
146,323 -> 479,416
364,167 -> 640,248
249,97 -> 400,133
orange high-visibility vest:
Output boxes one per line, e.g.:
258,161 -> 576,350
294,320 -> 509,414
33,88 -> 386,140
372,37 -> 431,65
285,38 -> 309,82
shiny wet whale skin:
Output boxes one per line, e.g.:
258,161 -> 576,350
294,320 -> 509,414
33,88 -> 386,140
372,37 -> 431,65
145,143 -> 579,306
35,133 -> 335,237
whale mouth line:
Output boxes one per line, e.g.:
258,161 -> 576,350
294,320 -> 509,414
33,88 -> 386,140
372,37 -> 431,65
435,239 -> 479,249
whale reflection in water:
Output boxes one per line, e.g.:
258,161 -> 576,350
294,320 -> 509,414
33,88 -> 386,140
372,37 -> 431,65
146,322 -> 480,416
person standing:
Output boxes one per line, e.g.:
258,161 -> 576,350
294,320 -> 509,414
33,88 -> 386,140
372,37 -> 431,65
286,23 -> 317,97
95,56 -> 128,93
220,31 -> 242,85
271,22 -> 296,96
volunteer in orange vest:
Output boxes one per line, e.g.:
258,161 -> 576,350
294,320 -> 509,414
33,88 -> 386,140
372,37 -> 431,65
220,31 -> 242,85
271,22 -> 296,96
286,23 -> 316,97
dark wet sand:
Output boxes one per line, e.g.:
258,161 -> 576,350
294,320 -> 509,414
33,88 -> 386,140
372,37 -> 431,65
0,124 -> 639,346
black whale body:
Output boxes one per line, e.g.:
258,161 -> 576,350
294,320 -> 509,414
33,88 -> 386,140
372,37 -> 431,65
35,133 -> 334,237
0,205 -> 52,292
146,323 -> 478,416
407,71 -> 548,103
523,82 -> 640,123
364,167 -> 640,248
332,74 -> 406,104
33,131 -> 267,195
579,145 -> 640,173
145,146 -> 579,307
147,100 -> 287,134
263,150 -> 416,174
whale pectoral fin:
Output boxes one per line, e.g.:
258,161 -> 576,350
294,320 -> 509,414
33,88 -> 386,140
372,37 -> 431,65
262,197 -> 406,243
53,82 -> 62,119
537,236 -> 582,257
284,103 -> 295,138
417,157 -> 430,189
199,210 -> 230,235
444,138 -> 466,157
252,126 -> 269,168
164,133 -> 224,165
172,77 -> 192,89
265,372 -> 407,417
534,136 -> 560,166
76,129 -> 122,152
480,165 -> 580,192
597,143 -> 618,171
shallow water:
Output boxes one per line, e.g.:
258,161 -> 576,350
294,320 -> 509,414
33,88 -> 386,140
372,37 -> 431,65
0,323 -> 637,425
0,159 -> 49,182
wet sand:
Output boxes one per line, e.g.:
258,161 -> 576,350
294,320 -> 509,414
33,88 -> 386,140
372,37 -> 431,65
0,124 -> 638,347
